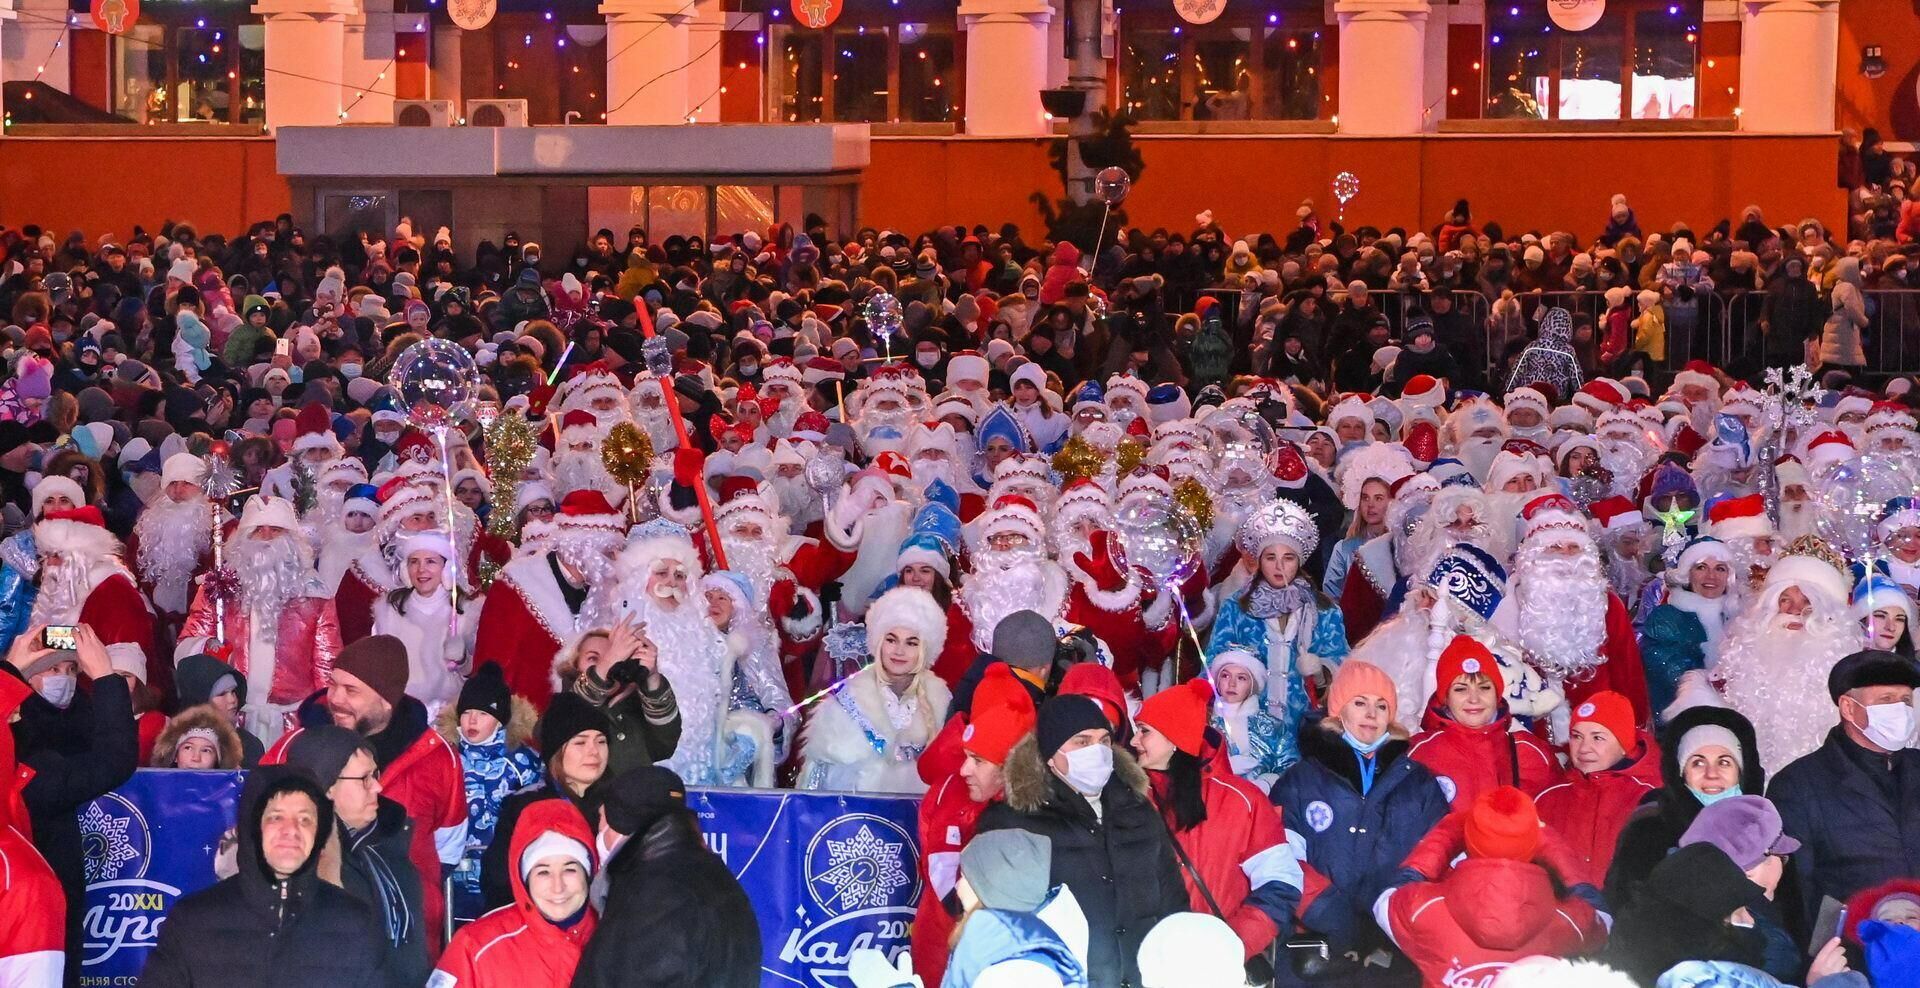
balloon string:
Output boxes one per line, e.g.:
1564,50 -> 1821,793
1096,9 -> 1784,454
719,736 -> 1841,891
437,428 -> 462,635
1168,579 -> 1206,682
781,660 -> 871,717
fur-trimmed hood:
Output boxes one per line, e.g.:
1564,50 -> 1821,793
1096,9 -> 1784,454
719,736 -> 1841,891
152,704 -> 246,769
998,732 -> 1149,815
865,585 -> 948,663
434,690 -> 539,750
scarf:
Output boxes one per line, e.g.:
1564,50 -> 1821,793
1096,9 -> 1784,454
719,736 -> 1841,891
1247,579 -> 1314,620
345,820 -> 414,948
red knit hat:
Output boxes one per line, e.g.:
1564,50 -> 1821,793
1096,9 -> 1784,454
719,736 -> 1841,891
1137,678 -> 1213,757
1464,786 -> 1541,861
1434,635 -> 1505,696
962,665 -> 1037,765
1570,690 -> 1636,748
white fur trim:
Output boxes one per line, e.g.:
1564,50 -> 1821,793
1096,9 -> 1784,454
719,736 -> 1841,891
865,586 -> 948,663
32,517 -> 121,563
779,584 -> 825,641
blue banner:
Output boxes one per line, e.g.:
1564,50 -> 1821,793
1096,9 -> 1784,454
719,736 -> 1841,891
78,771 -> 922,987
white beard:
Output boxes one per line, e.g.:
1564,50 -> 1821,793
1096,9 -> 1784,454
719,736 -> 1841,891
1405,520 -> 1497,585
634,405 -> 681,452
1717,606 -> 1853,768
554,448 -> 625,504
1513,540 -> 1610,682
721,537 -> 780,607
1778,498 -> 1816,541
910,455 -> 956,492
769,474 -> 821,528
1457,437 -> 1504,482
135,495 -> 212,614
1599,440 -> 1656,499
230,533 -> 315,616
626,593 -> 731,783
29,556 -> 93,626
960,555 -> 1066,651
765,398 -> 804,438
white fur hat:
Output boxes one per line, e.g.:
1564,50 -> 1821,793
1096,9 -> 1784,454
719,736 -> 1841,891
159,453 -> 207,489
618,532 -> 705,582
1503,387 -> 1550,421
1010,362 -> 1047,393
30,475 -> 86,519
1763,553 -> 1850,609
32,510 -> 121,564
864,586 -> 948,666
236,495 -> 300,535
946,354 -> 989,388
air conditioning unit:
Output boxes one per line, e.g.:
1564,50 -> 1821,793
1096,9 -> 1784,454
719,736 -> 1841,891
466,99 -> 529,127
393,99 -> 455,127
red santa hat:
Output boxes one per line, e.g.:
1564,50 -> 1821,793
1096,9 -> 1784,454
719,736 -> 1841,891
1520,491 -> 1590,544
1705,493 -> 1772,540
1866,401 -> 1918,437
1053,478 -> 1114,535
1804,429 -> 1856,471
552,489 -> 628,546
1720,384 -> 1764,421
392,430 -> 439,465
1117,468 -> 1174,505
801,356 -> 844,386
761,357 -> 804,387
32,505 -> 120,565
973,493 -> 1046,549
1503,387 -> 1550,421
1399,374 -> 1445,412
559,408 -> 604,446
1672,360 -> 1720,397
1403,420 -> 1440,467
291,401 -> 343,455
1589,495 -> 1645,533
1572,378 -> 1630,416
375,478 -> 439,530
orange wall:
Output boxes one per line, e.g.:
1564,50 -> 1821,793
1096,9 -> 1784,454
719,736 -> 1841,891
864,133 -> 1846,242
0,138 -> 290,240
1836,0 -> 1920,140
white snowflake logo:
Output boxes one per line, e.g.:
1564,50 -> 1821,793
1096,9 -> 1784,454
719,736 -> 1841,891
79,802 -> 140,883
811,825 -> 911,912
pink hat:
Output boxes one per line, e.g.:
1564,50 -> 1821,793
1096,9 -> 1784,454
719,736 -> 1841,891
1328,660 -> 1398,725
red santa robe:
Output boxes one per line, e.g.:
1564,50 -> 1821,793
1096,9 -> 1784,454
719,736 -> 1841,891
266,703 -> 468,958
178,585 -> 342,731
1060,531 -> 1179,692
318,535 -> 390,648
0,676 -> 64,986
33,512 -> 157,688
471,551 -> 597,710
1560,592 -> 1653,727
1337,533 -> 1397,646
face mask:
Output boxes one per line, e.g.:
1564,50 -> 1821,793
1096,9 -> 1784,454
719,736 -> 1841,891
1690,784 -> 1744,806
916,351 -> 939,369
340,363 -> 362,379
1857,699 -> 1916,750
738,361 -> 758,376
38,674 -> 77,710
1061,743 -> 1114,795
1343,729 -> 1389,755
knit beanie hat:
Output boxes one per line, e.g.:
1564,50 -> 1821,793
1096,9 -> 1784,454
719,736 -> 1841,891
1328,660 -> 1399,725
960,829 -> 1052,912
1434,635 -> 1505,696
458,661 -> 513,729
1464,786 -> 1542,861
537,692 -> 613,756
1136,678 -> 1214,757
1569,690 -> 1636,749
283,724 -> 373,788
1036,695 -> 1109,759
991,610 -> 1057,671
332,634 -> 410,709
962,664 -> 1037,765
1677,724 -> 1744,771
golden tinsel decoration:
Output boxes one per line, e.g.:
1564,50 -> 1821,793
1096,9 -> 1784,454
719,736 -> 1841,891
1781,534 -> 1849,575
1050,436 -> 1105,481
1172,478 -> 1214,532
601,421 -> 655,489
1115,438 -> 1148,476
484,413 -> 538,544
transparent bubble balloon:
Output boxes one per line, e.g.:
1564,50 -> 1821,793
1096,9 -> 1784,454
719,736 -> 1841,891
1815,450 -> 1920,561
1093,167 -> 1132,207
862,291 -> 904,342
1115,497 -> 1203,588
805,445 -> 846,497
388,337 -> 478,432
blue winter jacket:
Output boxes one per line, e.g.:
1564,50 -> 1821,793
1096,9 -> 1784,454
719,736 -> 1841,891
941,898 -> 1088,988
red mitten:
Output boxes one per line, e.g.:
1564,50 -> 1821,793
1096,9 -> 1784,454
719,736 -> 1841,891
1071,530 -> 1129,593
673,446 -> 706,488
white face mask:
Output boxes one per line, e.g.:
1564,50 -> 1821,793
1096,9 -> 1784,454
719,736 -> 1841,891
38,674 -> 77,709
1857,699 -> 1916,751
916,351 -> 940,369
1061,742 -> 1115,796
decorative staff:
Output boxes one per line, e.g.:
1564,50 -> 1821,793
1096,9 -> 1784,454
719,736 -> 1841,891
635,297 -> 729,571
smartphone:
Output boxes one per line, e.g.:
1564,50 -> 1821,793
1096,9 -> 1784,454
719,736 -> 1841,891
42,625 -> 77,650
274,338 -> 292,358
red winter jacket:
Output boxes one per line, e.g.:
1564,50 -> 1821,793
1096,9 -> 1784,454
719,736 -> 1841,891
1151,743 -> 1307,959
913,772 -> 992,986
1383,856 -> 1606,987
432,799 -> 599,987
1406,697 -> 1558,810
0,676 -> 64,986
1534,731 -> 1663,887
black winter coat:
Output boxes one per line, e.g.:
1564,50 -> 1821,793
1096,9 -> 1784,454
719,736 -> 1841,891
8,669 -> 138,988
1770,726 -> 1920,932
1607,705 -> 1767,913
975,734 -> 1189,988
572,811 -> 761,988
141,767 -> 388,987
336,797 -> 430,988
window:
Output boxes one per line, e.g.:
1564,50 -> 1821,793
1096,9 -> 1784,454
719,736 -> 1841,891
1485,0 -> 1699,121
767,18 -> 959,124
111,17 -> 265,125
1119,11 -> 1328,122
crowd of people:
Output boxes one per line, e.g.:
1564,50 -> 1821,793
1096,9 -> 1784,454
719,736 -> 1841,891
1,191 -> 1919,988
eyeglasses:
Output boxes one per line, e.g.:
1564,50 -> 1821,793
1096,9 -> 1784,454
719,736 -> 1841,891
337,772 -> 380,788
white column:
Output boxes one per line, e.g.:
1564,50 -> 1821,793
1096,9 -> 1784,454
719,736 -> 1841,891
1334,0 -> 1430,135
959,0 -> 1053,136
340,0 -> 394,124
254,0 -> 358,130
1,0 -> 72,94
600,0 -> 693,124
1738,0 -> 1838,133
